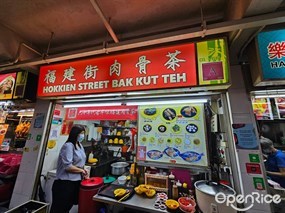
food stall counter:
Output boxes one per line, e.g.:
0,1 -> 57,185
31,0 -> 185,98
93,193 -> 168,213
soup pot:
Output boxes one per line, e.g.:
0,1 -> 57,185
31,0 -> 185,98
110,162 -> 129,176
194,180 -> 237,213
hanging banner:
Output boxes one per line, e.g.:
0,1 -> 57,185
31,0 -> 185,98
275,97 -> 285,119
137,103 -> 208,167
37,43 -> 197,97
65,106 -> 138,120
257,29 -> 285,80
196,38 -> 229,85
251,97 -> 273,120
0,73 -> 16,100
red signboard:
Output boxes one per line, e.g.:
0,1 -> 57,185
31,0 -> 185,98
37,43 -> 197,97
246,163 -> 262,174
65,106 -> 138,120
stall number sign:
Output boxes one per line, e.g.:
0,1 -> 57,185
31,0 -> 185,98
37,43 -> 197,97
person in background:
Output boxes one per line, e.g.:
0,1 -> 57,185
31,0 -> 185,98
50,124 -> 87,213
260,136 -> 285,188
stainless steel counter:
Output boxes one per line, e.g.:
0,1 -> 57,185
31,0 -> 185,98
93,193 -> 168,213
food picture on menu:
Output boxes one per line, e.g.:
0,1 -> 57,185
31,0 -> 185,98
180,106 -> 197,117
275,97 -> 285,119
147,150 -> 163,160
164,147 -> 180,158
162,108 -> 176,121
0,76 -> 14,94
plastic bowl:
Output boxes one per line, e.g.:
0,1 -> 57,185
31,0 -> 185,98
178,197 -> 196,212
117,175 -> 127,184
165,199 -> 179,211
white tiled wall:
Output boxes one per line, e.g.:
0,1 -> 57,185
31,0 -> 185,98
228,65 -> 271,213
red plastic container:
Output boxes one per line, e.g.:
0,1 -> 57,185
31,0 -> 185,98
79,177 -> 104,213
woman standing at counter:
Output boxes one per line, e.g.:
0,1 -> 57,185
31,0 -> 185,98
50,124 -> 88,213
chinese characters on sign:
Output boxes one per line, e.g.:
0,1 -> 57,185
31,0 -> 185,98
65,106 -> 138,120
257,29 -> 285,79
37,43 -> 197,97
196,39 -> 229,85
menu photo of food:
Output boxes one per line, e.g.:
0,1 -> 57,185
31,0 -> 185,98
251,97 -> 273,120
137,103 -> 208,167
275,97 -> 285,119
0,73 -> 16,99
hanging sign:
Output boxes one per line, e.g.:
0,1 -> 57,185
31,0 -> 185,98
37,43 -> 197,97
0,73 -> 16,100
257,29 -> 285,80
196,38 -> 229,85
65,106 -> 138,120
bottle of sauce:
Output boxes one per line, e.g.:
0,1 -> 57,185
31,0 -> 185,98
130,156 -> 138,186
172,182 -> 178,200
168,172 -> 175,198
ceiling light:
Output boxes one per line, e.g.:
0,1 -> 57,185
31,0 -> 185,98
127,99 -> 208,106
254,94 -> 285,98
63,102 -> 122,108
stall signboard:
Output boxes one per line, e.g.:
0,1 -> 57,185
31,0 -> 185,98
196,38 -> 229,85
13,71 -> 28,99
137,103 -> 208,167
65,106 -> 138,120
257,29 -> 285,80
275,97 -> 285,119
0,73 -> 16,100
251,97 -> 273,120
37,43 -> 197,97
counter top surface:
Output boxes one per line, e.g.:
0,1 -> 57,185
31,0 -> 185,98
93,185 -> 171,213
93,191 -> 168,213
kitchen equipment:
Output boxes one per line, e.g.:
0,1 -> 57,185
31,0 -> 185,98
110,162 -> 129,176
79,177 -> 104,213
103,175 -> 116,184
97,184 -> 134,201
194,180 -> 236,213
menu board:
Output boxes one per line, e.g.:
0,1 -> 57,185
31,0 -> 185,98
275,97 -> 285,119
0,73 -> 16,100
251,97 -> 273,120
137,103 -> 208,167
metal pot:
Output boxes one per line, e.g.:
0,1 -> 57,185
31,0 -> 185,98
110,162 -> 129,176
194,180 -> 236,213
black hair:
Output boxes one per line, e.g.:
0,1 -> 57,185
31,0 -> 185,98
66,124 -> 85,149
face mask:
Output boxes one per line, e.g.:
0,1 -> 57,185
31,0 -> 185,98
77,133 -> 85,143
262,149 -> 271,155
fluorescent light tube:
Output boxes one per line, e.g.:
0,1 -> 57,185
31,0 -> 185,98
127,99 -> 208,106
63,102 -> 122,108
254,94 -> 285,98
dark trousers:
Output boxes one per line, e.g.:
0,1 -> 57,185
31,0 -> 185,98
50,179 -> 81,213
